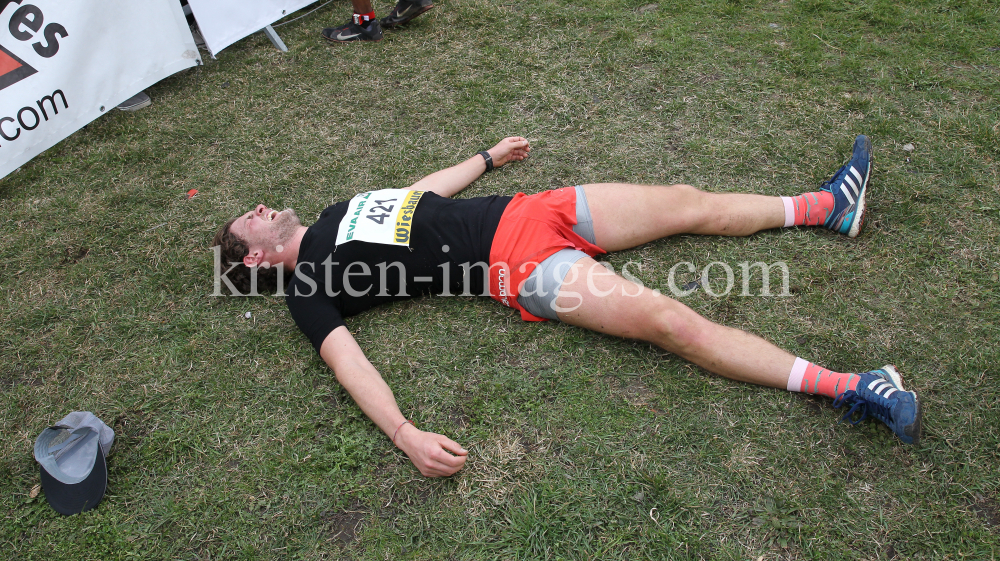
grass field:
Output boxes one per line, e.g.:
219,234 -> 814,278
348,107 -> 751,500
2,0 -> 999,559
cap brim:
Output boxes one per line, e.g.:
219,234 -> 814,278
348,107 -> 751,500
40,445 -> 107,515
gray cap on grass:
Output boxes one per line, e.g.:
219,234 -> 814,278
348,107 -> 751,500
33,411 -> 115,515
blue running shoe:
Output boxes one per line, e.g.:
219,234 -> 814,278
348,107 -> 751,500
833,365 -> 921,445
821,134 -> 872,238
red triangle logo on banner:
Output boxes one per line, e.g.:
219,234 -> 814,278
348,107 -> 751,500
0,43 -> 37,91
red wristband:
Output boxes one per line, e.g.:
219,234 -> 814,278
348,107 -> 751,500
392,419 -> 415,445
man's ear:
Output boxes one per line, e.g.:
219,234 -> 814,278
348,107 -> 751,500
243,249 -> 262,268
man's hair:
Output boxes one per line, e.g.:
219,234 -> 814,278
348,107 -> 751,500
212,218 -> 279,294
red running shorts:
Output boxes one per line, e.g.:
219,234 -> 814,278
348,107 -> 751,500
488,187 -> 606,321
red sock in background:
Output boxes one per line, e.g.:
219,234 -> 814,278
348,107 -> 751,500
780,191 -> 835,227
786,357 -> 858,399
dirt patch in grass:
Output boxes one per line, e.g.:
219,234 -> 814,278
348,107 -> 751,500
971,494 -> 1000,530
619,375 -> 658,408
59,247 -> 89,265
2,367 -> 43,389
445,406 -> 470,429
322,504 -> 367,544
114,408 -> 152,441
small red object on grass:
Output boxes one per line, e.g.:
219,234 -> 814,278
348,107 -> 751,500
187,189 -> 199,199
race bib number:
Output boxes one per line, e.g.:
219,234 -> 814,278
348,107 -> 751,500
335,189 -> 425,247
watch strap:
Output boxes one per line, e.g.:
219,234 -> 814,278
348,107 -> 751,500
478,150 -> 494,172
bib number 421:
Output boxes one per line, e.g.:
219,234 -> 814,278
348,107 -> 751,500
366,199 -> 395,225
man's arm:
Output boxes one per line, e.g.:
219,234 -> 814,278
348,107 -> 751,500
320,326 -> 468,477
406,137 -> 531,197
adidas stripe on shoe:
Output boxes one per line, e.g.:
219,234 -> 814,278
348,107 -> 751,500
821,134 -> 872,238
832,365 -> 921,445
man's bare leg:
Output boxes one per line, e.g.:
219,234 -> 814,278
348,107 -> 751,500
581,183 -> 785,251
555,256 -> 921,444
554,183 -> 796,387
566,182 -> 823,387
554,137 -> 920,444
555,257 -> 793,389
351,0 -> 374,14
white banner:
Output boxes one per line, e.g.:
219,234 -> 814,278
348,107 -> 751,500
187,0 -> 316,57
0,0 -> 200,180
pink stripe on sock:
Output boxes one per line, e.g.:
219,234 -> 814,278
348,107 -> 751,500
787,357 -> 808,392
780,196 -> 795,228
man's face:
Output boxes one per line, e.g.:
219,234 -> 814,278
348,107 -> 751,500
230,204 -> 302,266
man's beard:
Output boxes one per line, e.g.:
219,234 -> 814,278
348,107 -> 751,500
271,208 -> 301,247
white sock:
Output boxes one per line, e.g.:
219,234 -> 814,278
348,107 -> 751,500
786,357 -> 808,392
780,196 -> 796,228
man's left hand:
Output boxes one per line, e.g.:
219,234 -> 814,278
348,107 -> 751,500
487,137 -> 531,168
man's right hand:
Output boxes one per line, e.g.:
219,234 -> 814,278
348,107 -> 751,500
321,329 -> 469,478
394,423 -> 468,477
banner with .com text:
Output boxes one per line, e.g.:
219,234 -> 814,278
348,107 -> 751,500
0,0 -> 199,180
186,0 -> 317,57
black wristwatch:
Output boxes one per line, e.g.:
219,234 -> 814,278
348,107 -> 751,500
478,150 -> 494,172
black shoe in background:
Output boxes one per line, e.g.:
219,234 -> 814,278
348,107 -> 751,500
380,0 -> 434,28
322,18 -> 384,42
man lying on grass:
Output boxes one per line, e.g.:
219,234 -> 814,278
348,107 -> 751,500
213,135 -> 921,477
